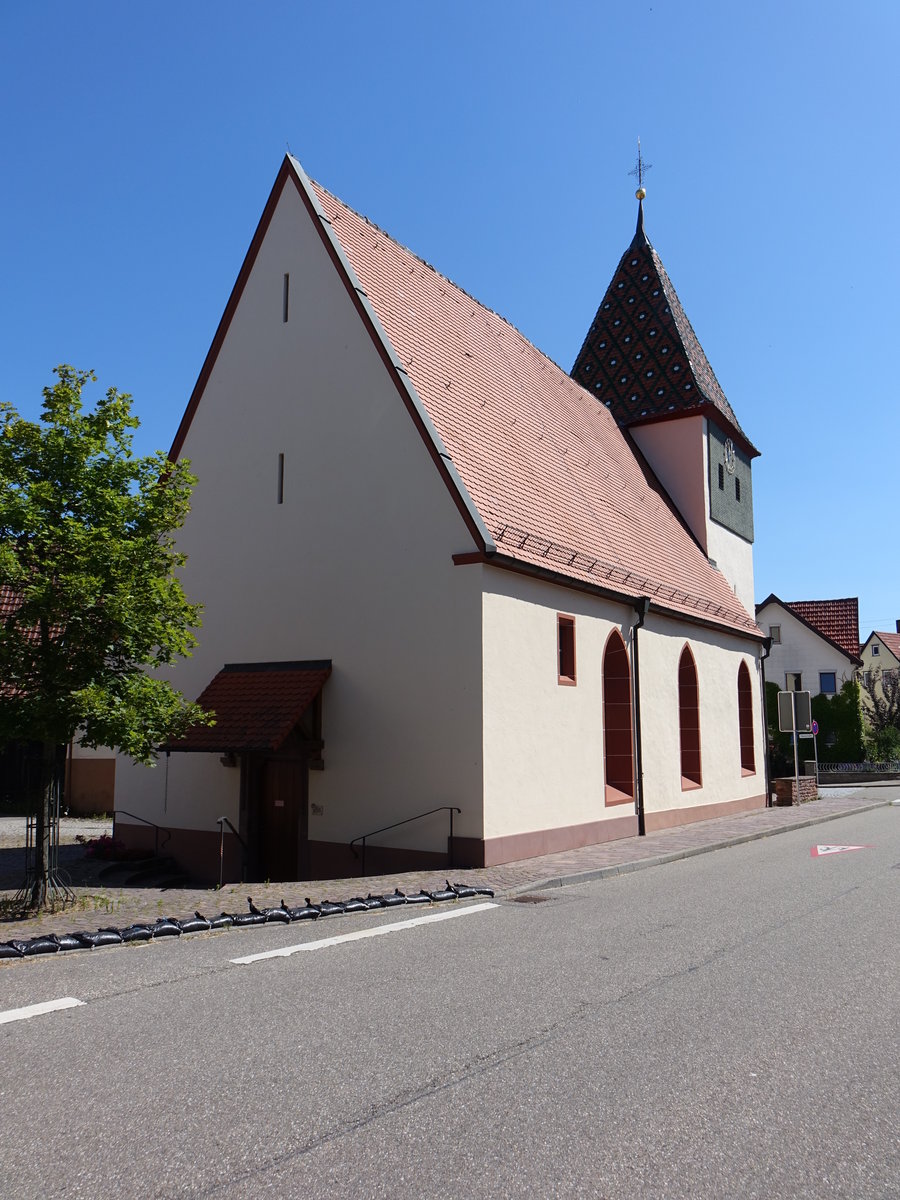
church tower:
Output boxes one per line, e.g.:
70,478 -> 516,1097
571,167 -> 759,614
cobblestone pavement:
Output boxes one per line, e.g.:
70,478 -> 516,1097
1,787 -> 895,943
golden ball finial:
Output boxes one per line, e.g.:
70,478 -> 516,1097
635,186 -> 646,200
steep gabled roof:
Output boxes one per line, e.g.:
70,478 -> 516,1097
863,630 -> 900,662
171,158 -> 761,640
570,203 -> 758,458
756,594 -> 862,663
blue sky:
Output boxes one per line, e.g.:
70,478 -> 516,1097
3,1 -> 897,639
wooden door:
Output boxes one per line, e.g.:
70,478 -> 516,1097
258,757 -> 308,882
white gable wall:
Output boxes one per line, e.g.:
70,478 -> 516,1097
117,177 -> 484,857
756,602 -> 856,696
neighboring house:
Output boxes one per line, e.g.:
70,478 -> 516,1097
755,595 -> 861,698
113,156 -> 768,882
859,624 -> 900,699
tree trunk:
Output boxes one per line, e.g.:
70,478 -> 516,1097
28,740 -> 58,909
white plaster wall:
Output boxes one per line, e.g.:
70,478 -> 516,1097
481,569 -> 636,839
757,603 -> 856,695
702,423 -> 755,615
117,175 -> 483,852
630,416 -> 708,552
637,611 -> 766,817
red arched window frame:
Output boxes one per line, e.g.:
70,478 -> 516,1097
737,660 -> 755,775
603,630 -> 634,805
678,645 -> 702,789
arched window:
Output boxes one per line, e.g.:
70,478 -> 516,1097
737,661 -> 755,774
678,646 -> 702,788
603,630 -> 634,804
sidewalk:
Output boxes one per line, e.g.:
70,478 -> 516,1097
1,786 -> 895,944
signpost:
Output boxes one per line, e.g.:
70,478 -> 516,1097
778,689 -> 812,801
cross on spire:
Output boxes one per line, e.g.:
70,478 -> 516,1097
628,138 -> 652,198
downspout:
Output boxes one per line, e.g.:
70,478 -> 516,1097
632,597 -> 652,837
759,636 -> 773,806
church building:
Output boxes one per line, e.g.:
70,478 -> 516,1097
110,156 -> 767,882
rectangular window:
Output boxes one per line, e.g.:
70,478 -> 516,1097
769,625 -> 781,644
786,672 -> 802,692
717,463 -> 724,490
557,615 -> 576,685
735,478 -> 741,502
819,672 -> 836,695
283,273 -> 290,323
277,452 -> 284,504
872,644 -> 880,656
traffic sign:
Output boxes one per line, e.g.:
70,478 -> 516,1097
811,719 -> 819,736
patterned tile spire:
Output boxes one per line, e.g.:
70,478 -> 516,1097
571,175 -> 758,457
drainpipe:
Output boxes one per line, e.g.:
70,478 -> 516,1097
632,596 -> 652,836
759,636 -> 773,806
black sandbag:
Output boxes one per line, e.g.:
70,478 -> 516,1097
80,928 -> 123,948
262,907 -> 291,924
21,936 -> 60,956
209,913 -> 234,929
120,924 -> 154,943
404,891 -> 431,905
449,882 -> 479,898
151,918 -> 182,938
287,903 -> 320,921
471,886 -> 495,897
54,932 -> 90,952
0,941 -> 24,958
364,894 -> 386,909
317,900 -> 345,917
427,887 -> 457,903
231,911 -> 266,927
381,890 -> 407,907
178,916 -> 211,934
342,898 -> 368,914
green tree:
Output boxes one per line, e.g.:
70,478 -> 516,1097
859,668 -> 900,760
0,366 -> 211,908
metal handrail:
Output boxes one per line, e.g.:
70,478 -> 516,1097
216,816 -> 249,888
113,808 -> 171,857
350,805 -> 461,877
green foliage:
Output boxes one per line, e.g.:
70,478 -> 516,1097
764,681 -> 794,776
810,679 -> 864,763
0,365 -> 212,763
859,668 -> 900,761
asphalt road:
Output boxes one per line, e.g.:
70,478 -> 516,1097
2,805 -> 897,1199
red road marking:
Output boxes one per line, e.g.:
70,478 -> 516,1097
810,844 -> 873,857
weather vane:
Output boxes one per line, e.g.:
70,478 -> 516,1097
628,138 -> 652,199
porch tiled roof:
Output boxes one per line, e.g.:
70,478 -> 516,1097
171,661 -> 331,753
310,180 -> 759,638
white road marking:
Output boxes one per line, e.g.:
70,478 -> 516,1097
230,901 -> 498,965
0,997 -> 85,1026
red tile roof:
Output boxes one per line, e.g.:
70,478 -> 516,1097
0,584 -> 21,619
785,598 -> 860,659
310,178 -> 759,637
870,631 -> 900,661
172,661 -> 331,753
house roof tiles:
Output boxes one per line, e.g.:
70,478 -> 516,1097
309,175 -> 759,638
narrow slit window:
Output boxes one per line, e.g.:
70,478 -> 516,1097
283,273 -> 290,323
735,477 -> 741,502
277,452 -> 284,504
717,463 -> 725,490
557,615 -> 576,685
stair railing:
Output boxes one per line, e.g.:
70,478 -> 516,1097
216,816 -> 249,888
350,806 -> 461,877
113,809 -> 171,857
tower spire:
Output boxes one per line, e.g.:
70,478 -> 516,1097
628,137 -> 652,236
